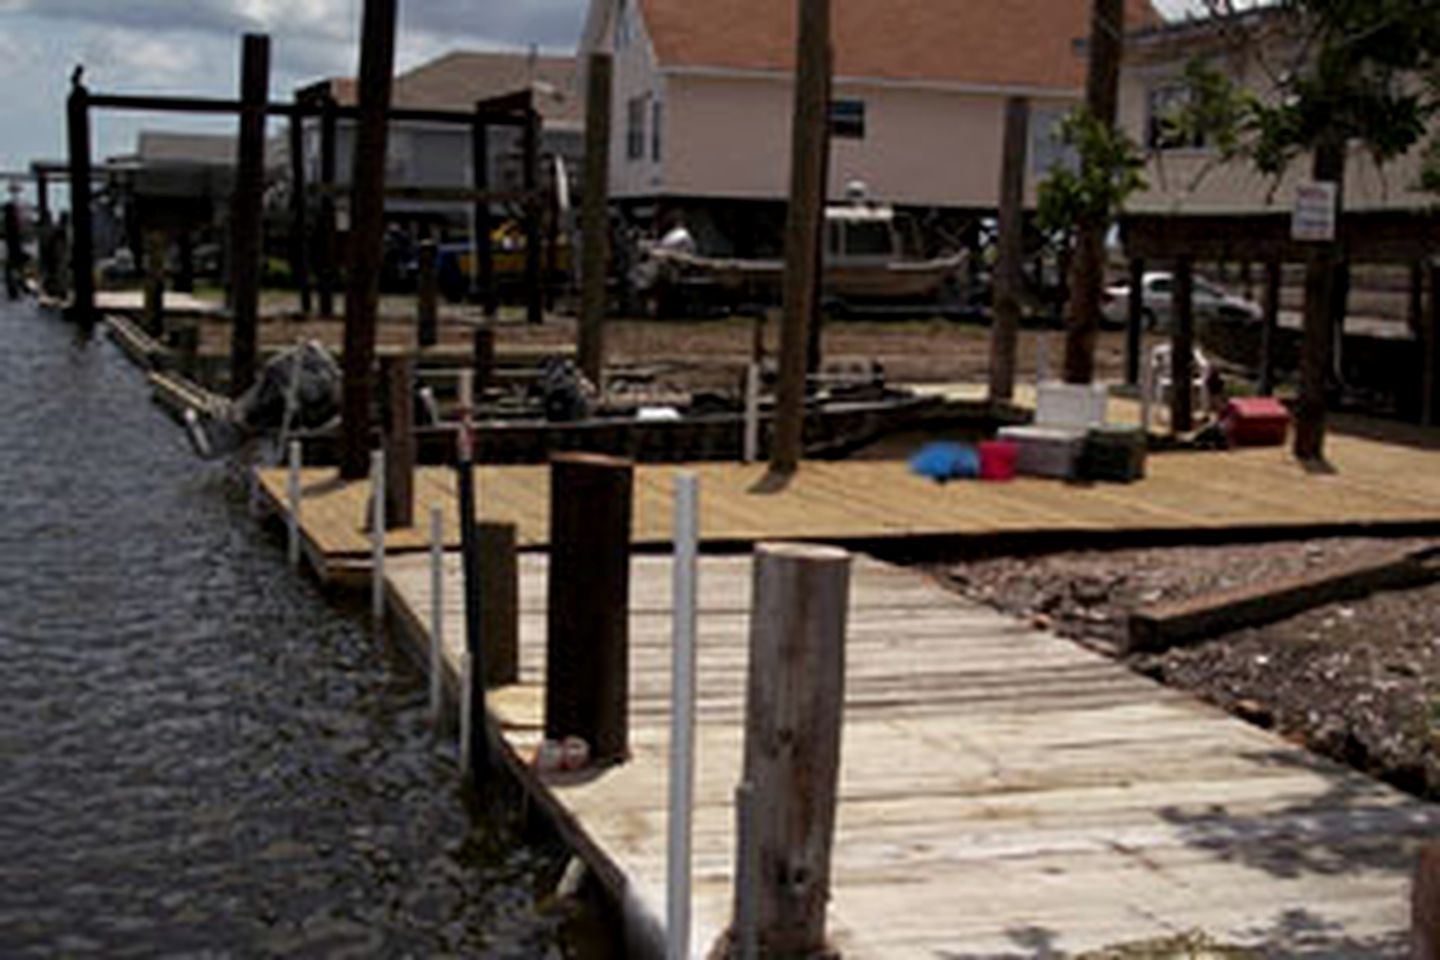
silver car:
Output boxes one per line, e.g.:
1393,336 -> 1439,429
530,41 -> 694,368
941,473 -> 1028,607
1102,271 -> 1262,330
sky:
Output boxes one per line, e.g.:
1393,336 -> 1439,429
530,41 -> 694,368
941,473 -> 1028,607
0,0 -> 1198,195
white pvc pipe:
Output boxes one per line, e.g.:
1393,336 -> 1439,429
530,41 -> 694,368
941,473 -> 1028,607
286,439 -> 302,570
371,448 -> 386,625
429,505 -> 445,724
666,472 -> 700,960
743,363 -> 760,464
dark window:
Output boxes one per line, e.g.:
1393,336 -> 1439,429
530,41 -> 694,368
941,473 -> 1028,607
829,99 -> 865,139
651,100 -> 663,162
627,96 -> 646,161
843,222 -> 894,257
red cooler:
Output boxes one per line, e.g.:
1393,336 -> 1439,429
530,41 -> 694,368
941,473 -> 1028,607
979,440 -> 1018,481
1222,397 -> 1291,447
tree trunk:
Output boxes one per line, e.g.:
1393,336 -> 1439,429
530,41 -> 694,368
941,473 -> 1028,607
1294,132 -> 1346,463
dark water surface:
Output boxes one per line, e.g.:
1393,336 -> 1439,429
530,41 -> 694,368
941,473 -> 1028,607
0,300 -> 569,956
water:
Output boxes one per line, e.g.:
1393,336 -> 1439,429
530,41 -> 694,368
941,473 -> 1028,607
0,299 -> 573,957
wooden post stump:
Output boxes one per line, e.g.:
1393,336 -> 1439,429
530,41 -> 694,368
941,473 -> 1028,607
734,541 -> 851,958
545,453 -> 633,765
1414,842 -> 1440,960
417,239 -> 438,348
381,354 -> 415,529
475,521 -> 519,687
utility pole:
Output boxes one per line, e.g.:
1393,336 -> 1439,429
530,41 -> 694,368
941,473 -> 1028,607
338,0 -> 398,480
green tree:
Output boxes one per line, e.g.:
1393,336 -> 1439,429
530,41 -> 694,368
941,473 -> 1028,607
1170,0 -> 1440,460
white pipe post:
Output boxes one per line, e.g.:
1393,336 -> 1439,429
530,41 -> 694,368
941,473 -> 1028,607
371,448 -> 386,625
429,504 -> 445,724
459,651 -> 475,776
667,472 -> 700,960
743,363 -> 760,464
286,439 -> 302,570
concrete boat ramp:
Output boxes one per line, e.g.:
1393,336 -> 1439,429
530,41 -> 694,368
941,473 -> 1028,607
384,550 -> 1439,957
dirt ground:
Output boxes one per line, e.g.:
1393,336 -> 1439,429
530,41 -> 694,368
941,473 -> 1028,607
934,537 -> 1440,800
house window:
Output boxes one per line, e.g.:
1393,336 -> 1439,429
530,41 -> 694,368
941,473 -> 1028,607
1147,84 -> 1206,150
651,100 -> 663,162
627,96 -> 647,161
829,99 -> 865,139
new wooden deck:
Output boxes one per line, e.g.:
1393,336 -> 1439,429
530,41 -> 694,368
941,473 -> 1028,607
385,552 -> 1440,958
259,431 -> 1440,583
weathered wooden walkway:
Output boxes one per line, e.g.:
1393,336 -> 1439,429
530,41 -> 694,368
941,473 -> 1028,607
386,552 -> 1440,957
260,432 -> 1440,584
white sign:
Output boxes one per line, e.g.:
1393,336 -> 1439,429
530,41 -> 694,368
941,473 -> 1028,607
1292,181 -> 1337,242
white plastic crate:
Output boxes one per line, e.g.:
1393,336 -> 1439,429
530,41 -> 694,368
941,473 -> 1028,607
997,425 -> 1087,479
1035,381 -> 1109,430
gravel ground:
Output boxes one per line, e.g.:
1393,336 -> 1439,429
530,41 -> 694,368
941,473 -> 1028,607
934,537 -> 1440,799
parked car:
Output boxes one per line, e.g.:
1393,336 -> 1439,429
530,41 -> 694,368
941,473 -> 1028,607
1102,271 -> 1262,330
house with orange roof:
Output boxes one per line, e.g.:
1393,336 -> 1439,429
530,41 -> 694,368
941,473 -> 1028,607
579,0 -> 1162,254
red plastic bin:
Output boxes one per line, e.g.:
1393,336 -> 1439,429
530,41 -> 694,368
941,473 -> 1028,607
979,440 -> 1018,481
1222,397 -> 1291,447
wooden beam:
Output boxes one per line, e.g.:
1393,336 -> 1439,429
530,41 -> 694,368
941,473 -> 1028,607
1413,842 -> 1440,960
1295,133 -> 1345,464
579,52 -> 612,387
476,521 -> 519,687
471,109 -> 496,316
1170,256 -> 1195,433
545,454 -> 633,765
228,33 -> 270,397
288,109 -> 312,317
771,0 -> 831,474
1124,256 -> 1144,387
738,542 -> 850,956
805,38 -> 834,380
338,0 -> 398,480
381,354 -> 415,529
1127,546 -> 1440,654
416,239 -> 438,348
66,76 -> 96,325
317,89 -> 339,320
990,96 -> 1030,402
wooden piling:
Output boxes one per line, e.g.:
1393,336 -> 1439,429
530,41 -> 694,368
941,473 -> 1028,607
523,106 -> 544,325
579,52 -> 612,387
381,354 -> 415,529
3,200 -> 21,300
736,542 -> 850,957
142,229 -> 166,337
1125,257 -> 1144,387
1425,262 -> 1439,429
66,75 -> 96,326
771,0 -> 831,475
545,453 -> 633,765
475,521 -> 519,687
1170,257 -> 1195,433
471,108 -> 497,317
175,231 -> 195,294
317,89 -> 339,319
339,0 -> 399,480
417,239 -> 438,348
473,326 -> 495,395
456,417 -> 489,781
989,96 -> 1029,402
1260,259 -> 1281,396
1413,842 -> 1440,960
229,33 -> 270,397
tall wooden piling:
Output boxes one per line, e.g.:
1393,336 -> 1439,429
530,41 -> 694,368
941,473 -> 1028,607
339,0 -> 399,480
989,95 -> 1029,402
736,542 -> 850,956
545,453 -> 633,764
1425,262 -> 1439,428
229,34 -> 270,397
771,0 -> 831,475
1125,257 -> 1145,387
579,52 -> 612,387
476,521 -> 519,687
417,239 -> 438,348
381,354 -> 414,528
1171,257 -> 1195,433
318,89 -> 339,319
66,74 -> 96,325
523,106 -> 544,326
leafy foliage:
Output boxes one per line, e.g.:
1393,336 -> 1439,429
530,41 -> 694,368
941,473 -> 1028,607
1036,108 -> 1149,237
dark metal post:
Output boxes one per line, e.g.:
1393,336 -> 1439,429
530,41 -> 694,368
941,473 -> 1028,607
470,110 -> 496,317
1170,256 -> 1195,433
990,96 -> 1030,401
288,106 -> 312,316
417,239 -> 438,347
229,33 -> 270,397
523,107 -> 544,325
339,0 -> 399,480
381,354 -> 415,528
545,453 -> 633,765
1124,257 -> 1144,387
579,52 -> 612,386
66,74 -> 96,325
1260,259 -> 1281,396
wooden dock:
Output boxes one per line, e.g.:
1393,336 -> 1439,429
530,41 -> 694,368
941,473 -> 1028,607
385,552 -> 1440,957
260,432 -> 1440,584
